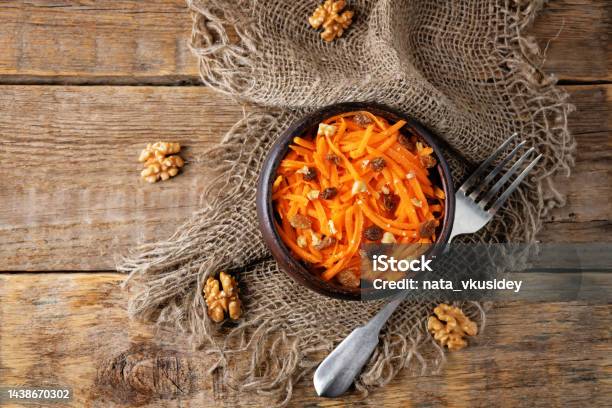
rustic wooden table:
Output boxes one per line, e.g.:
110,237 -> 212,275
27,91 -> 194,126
0,1 -> 610,407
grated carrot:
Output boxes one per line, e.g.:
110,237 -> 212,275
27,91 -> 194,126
272,111 -> 445,286
350,124 -> 374,159
293,137 -> 315,150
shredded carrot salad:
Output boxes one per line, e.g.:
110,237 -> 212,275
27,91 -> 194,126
273,111 -> 446,286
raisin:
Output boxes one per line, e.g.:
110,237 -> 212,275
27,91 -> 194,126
289,214 -> 312,229
364,225 -> 384,241
321,187 -> 338,200
370,157 -> 386,171
419,220 -> 437,238
326,153 -> 341,165
303,167 -> 317,181
336,269 -> 360,288
353,113 -> 372,127
382,193 -> 400,213
398,133 -> 415,151
420,154 -> 437,169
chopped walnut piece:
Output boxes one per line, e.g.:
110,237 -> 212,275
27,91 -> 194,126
310,231 -> 322,247
381,232 -> 396,244
290,214 -> 312,229
370,157 -> 386,171
326,153 -> 341,165
427,303 -> 477,351
306,189 -> 320,200
139,142 -> 185,183
364,225 -> 383,241
420,154 -> 437,169
297,235 -> 307,248
419,219 -> 437,238
321,187 -> 338,200
308,0 -> 354,42
317,123 -> 337,137
314,235 -> 336,250
204,271 -> 242,322
353,113 -> 372,127
336,269 -> 360,288
411,197 -> 423,208
328,220 -> 337,235
351,180 -> 367,195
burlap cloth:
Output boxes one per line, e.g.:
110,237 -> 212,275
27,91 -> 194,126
119,0 -> 574,405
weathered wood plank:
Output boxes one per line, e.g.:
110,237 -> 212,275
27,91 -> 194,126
0,0 -> 609,83
537,220 -> 612,243
544,85 -> 611,225
0,86 -> 243,270
0,273 -> 609,407
0,85 -> 609,270
529,0 -> 611,82
0,0 -> 196,83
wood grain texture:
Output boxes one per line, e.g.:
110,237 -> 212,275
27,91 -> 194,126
0,85 -> 609,271
542,85 -> 612,231
0,273 -> 609,408
0,0 -> 609,83
0,1 -> 609,407
0,86 -> 243,270
0,0 -> 196,84
528,0 -> 611,82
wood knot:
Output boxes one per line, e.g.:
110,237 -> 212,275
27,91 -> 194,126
95,344 -> 195,405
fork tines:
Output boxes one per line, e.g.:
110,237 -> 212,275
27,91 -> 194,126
460,133 -> 542,214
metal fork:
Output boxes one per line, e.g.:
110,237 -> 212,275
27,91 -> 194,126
449,133 -> 542,241
313,133 -> 542,398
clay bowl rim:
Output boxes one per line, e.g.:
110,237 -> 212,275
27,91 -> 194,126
256,102 -> 455,301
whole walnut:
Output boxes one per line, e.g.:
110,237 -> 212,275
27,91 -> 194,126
139,141 -> 185,183
308,0 -> 354,42
427,304 -> 477,351
203,272 -> 242,322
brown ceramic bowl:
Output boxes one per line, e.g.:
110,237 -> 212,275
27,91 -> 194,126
256,102 -> 455,300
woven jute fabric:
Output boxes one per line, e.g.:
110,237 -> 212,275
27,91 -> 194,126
119,0 -> 574,405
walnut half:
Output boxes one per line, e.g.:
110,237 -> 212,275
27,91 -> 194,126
308,0 -> 354,42
203,271 -> 242,322
427,303 -> 477,351
139,141 -> 185,183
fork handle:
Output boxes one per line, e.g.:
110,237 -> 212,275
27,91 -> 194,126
366,290 -> 409,332
313,290 -> 408,397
